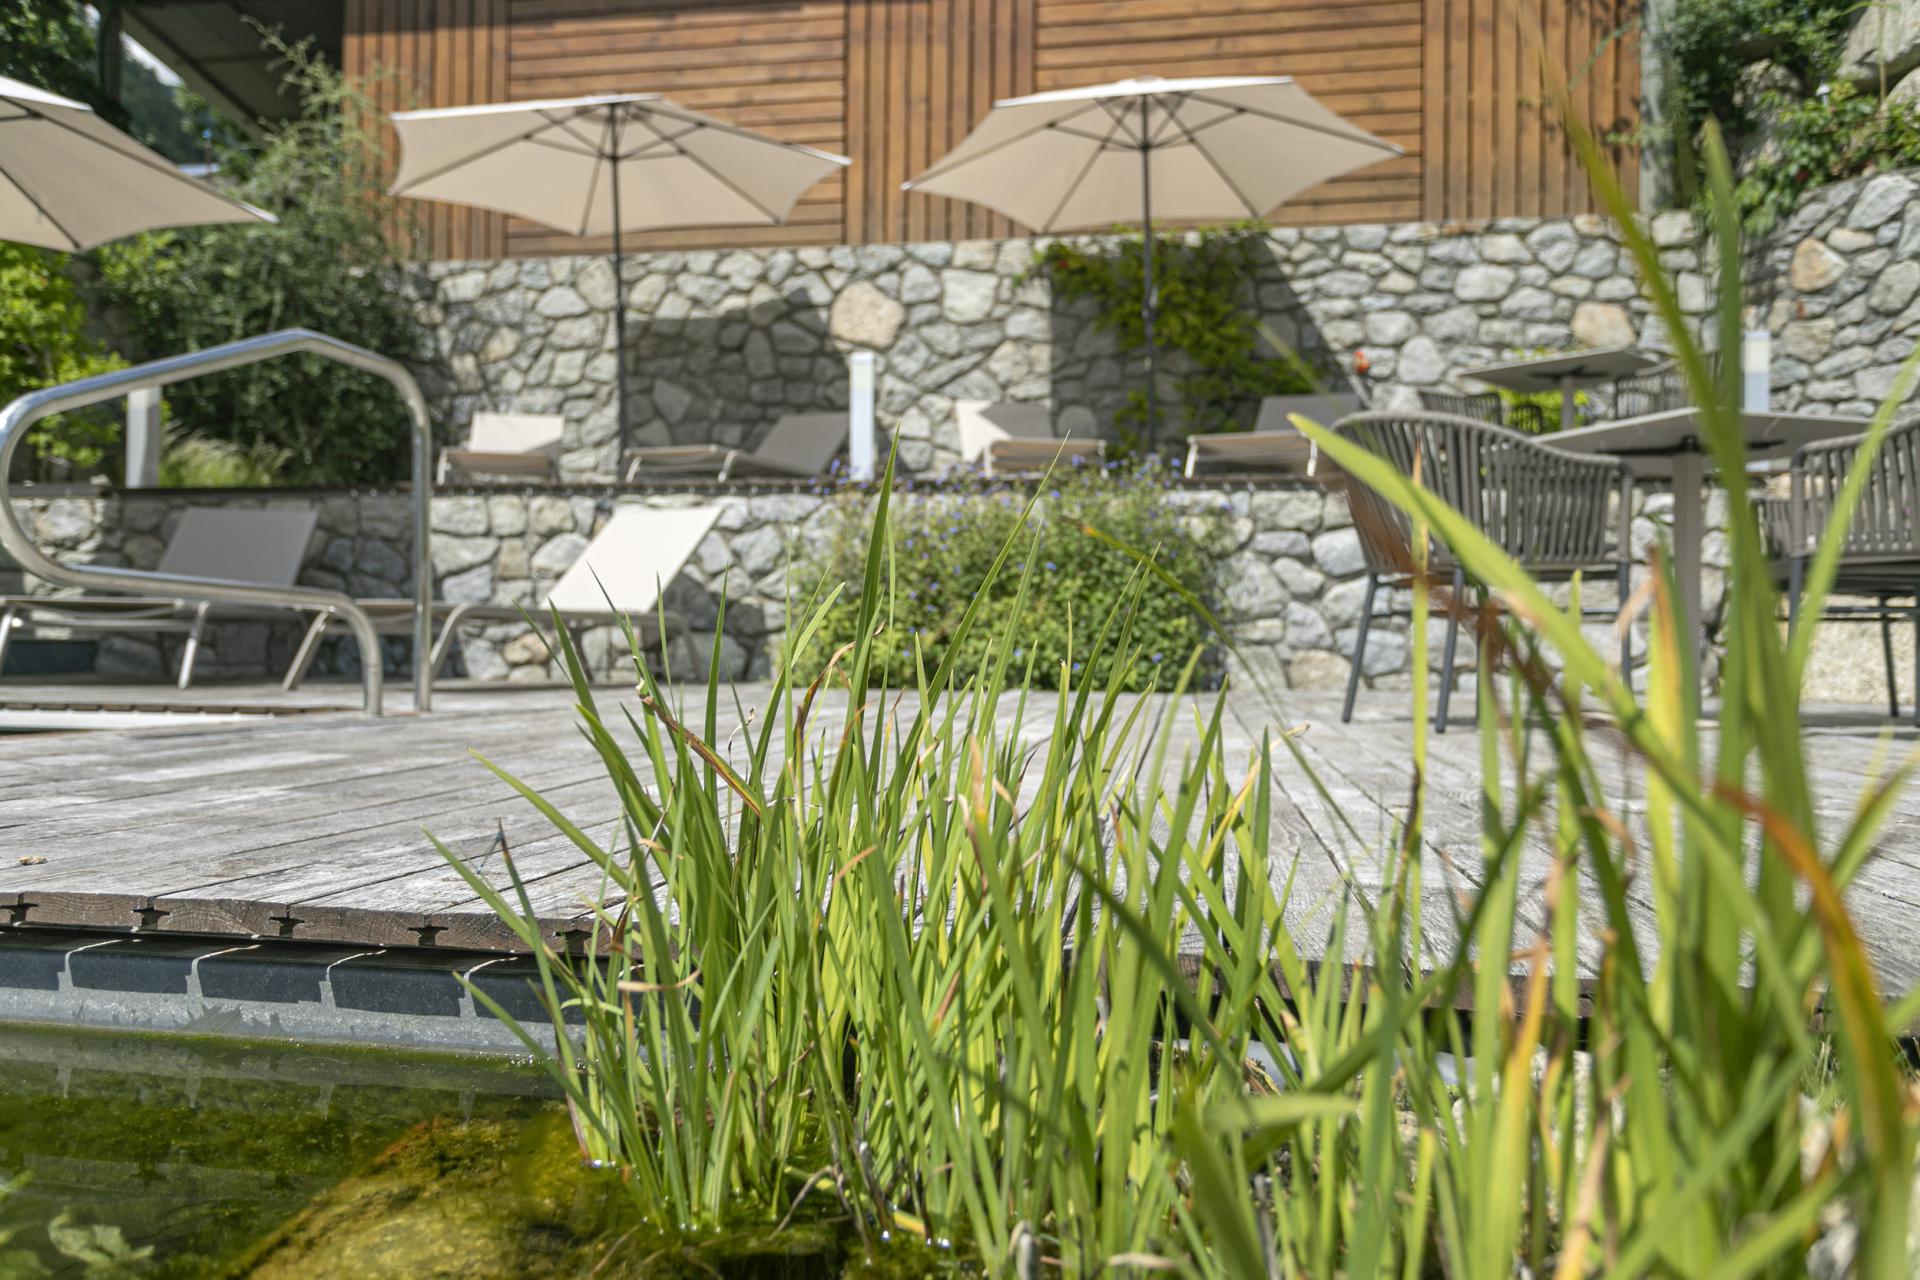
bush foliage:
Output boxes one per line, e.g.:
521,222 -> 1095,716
0,245 -> 126,475
1034,224 -> 1320,445
796,465 -> 1226,691
91,34 -> 431,486
1738,82 -> 1920,231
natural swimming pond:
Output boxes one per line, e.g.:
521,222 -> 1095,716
0,1025 -> 945,1279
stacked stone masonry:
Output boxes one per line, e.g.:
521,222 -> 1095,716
419,214 -> 1681,480
10,172 -> 1920,701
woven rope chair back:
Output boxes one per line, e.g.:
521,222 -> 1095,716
1790,417 -> 1920,565
1332,411 -> 1622,576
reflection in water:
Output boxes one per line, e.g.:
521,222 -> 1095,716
0,1023 -> 555,1278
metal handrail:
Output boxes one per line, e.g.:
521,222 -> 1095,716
0,329 -> 434,716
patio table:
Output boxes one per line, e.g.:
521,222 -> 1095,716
1550,407 -> 1873,680
1463,348 -> 1663,431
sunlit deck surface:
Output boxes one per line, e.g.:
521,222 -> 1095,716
2,679 -> 1918,995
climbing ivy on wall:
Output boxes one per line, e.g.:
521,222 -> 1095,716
1649,0 -> 1920,228
1033,223 -> 1321,447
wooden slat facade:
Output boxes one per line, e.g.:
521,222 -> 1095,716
340,0 -> 1639,258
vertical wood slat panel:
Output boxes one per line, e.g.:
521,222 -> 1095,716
348,0 -> 1640,254
1421,0 -> 1636,219
845,0 -> 869,244
844,0 -> 1034,243
1418,0 -> 1441,220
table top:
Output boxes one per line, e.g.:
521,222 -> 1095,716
1463,347 -> 1663,393
1549,407 -> 1873,477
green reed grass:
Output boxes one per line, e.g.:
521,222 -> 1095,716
433,124 -> 1920,1279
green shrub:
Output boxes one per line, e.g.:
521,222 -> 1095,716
157,436 -> 287,488
0,244 -> 126,476
91,33 -> 430,487
1737,82 -> 1920,231
1034,224 -> 1321,447
795,466 -> 1227,691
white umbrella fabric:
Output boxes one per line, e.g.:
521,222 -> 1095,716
905,75 -> 1401,447
389,94 -> 850,455
0,75 -> 271,251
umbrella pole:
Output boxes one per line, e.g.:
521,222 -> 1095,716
613,227 -> 630,466
610,136 -> 631,468
1137,99 -> 1159,455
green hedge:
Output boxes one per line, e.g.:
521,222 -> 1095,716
793,465 -> 1228,691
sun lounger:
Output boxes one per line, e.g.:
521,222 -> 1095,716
438,411 -> 566,483
624,412 -> 848,482
283,504 -> 723,686
1181,393 -> 1365,479
955,400 -> 1103,475
0,507 -> 319,689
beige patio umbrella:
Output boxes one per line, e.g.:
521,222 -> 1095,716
905,75 -> 1400,448
389,94 -> 850,455
0,74 -> 271,250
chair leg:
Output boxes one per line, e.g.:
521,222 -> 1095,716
282,610 -> 333,692
1788,557 -> 1805,632
1436,567 -> 1465,735
1882,596 -> 1900,719
176,603 -> 210,691
1342,574 -> 1378,724
0,606 -> 16,679
1617,563 -> 1633,695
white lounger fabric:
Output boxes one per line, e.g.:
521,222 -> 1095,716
625,412 -> 848,482
955,400 -> 1104,475
1182,393 -> 1365,478
439,411 -> 566,483
0,507 -> 319,689
286,504 -> 724,686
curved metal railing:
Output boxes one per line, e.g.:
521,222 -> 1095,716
0,329 -> 435,716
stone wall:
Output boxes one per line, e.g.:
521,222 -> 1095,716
419,215 -> 1681,480
1750,169 -> 1920,415
10,483 -> 1450,699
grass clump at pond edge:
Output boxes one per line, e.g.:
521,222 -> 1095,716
434,122 -> 1920,1280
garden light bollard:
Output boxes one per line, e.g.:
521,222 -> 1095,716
1743,328 -> 1771,411
848,349 -> 876,482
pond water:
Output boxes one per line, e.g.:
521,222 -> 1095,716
0,1024 -> 940,1278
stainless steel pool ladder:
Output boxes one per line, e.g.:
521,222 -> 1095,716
0,329 -> 435,716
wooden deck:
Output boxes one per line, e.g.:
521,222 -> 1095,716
2,679 -> 1918,996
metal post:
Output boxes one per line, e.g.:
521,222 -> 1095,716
610,108 -> 631,469
124,387 -> 162,488
1139,97 -> 1160,453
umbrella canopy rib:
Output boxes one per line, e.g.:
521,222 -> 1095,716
0,74 -> 270,250
626,109 -> 783,224
904,100 -> 1109,189
575,111 -> 615,239
0,167 -> 81,251
1185,92 -> 1403,153
1162,110 -> 1264,218
1038,110 -> 1131,233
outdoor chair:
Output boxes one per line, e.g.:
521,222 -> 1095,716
1333,411 -> 1635,731
624,413 -> 849,483
1602,354 -> 1725,421
439,412 -> 566,483
0,507 -> 319,690
284,504 -> 723,687
1416,388 -> 1549,434
1763,416 -> 1920,721
955,400 -> 1103,475
1182,393 -> 1365,479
